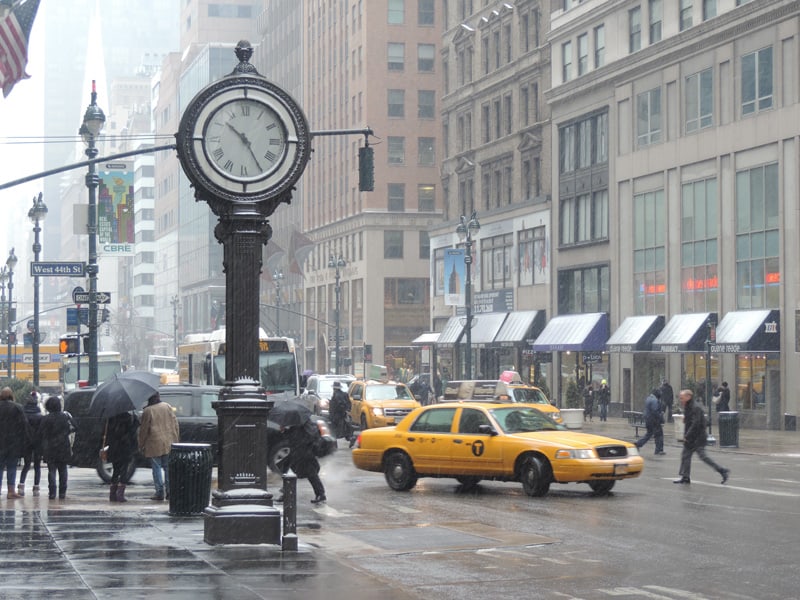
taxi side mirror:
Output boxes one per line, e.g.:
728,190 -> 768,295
477,424 -> 497,436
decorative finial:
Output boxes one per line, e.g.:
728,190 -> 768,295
231,40 -> 259,76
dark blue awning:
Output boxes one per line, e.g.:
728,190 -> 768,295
710,310 -> 780,353
651,312 -> 717,352
531,313 -> 609,352
606,315 -> 665,352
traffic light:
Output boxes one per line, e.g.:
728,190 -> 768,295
59,336 -> 80,355
358,146 -> 374,192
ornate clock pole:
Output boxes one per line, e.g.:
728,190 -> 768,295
176,41 -> 311,546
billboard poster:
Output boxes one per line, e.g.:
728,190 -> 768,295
97,161 -> 135,256
444,248 -> 465,306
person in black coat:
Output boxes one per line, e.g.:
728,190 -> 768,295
39,396 -> 76,500
0,386 -> 29,500
660,380 -> 675,423
329,381 -> 354,445
674,389 -> 729,485
715,381 -> 731,413
106,411 -> 139,502
18,390 -> 44,496
284,419 -> 326,504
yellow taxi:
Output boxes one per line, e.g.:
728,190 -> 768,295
348,379 -> 420,430
352,402 -> 643,496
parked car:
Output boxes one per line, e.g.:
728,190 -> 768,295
65,384 -> 330,482
348,379 -> 420,430
299,373 -> 356,418
352,402 -> 643,496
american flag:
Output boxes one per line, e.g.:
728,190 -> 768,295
0,0 -> 40,98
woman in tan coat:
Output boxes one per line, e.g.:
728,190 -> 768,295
138,393 -> 179,501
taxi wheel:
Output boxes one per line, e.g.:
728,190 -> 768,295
519,455 -> 551,497
588,480 -> 616,495
456,476 -> 482,491
384,450 -> 418,491
96,456 -> 136,484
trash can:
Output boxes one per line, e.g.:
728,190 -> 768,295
673,414 -> 685,442
718,411 -> 739,448
785,414 -> 797,431
168,443 -> 213,516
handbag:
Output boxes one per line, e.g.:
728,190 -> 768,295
712,394 -> 721,405
99,422 -> 109,462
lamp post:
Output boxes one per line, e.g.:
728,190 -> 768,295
28,193 -> 48,387
705,317 -> 716,444
273,269 -> 284,336
328,255 -> 346,374
0,267 -> 6,373
80,80 -> 105,386
170,295 -> 180,355
6,248 -> 18,378
456,212 -> 480,379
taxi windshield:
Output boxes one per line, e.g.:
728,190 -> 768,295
365,384 -> 413,401
490,407 -> 565,433
511,388 -> 550,404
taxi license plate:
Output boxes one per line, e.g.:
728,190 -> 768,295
614,464 -> 628,475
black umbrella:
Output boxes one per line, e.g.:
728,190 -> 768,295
88,371 -> 161,419
269,400 -> 313,429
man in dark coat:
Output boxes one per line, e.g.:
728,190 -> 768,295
715,381 -> 731,413
635,388 -> 665,455
106,411 -> 139,502
674,389 -> 730,485
18,390 -> 44,496
39,396 -> 76,500
660,380 -> 675,422
328,381 -> 354,447
596,380 -> 611,422
0,386 -> 29,499
284,420 -> 326,504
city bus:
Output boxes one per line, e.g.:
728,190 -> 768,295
178,328 -> 300,400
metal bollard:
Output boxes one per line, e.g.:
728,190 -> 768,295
281,470 -> 298,552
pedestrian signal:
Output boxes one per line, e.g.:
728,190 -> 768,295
59,336 -> 80,355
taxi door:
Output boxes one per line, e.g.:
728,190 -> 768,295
449,407 -> 505,475
404,406 -> 457,474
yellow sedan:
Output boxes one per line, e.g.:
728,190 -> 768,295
352,402 -> 643,496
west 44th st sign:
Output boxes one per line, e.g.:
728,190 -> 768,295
31,262 -> 85,277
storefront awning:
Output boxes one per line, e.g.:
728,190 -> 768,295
710,309 -> 780,353
435,316 -> 464,347
606,315 -> 665,352
531,312 -> 609,352
412,332 -> 440,345
493,310 -> 546,346
469,312 -> 509,348
651,312 -> 717,352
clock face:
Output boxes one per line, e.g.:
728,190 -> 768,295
205,99 -> 287,181
177,79 -> 311,203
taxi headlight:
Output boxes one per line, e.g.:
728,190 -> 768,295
555,449 -> 597,459
552,411 -> 562,420
626,445 -> 640,456
371,407 -> 384,417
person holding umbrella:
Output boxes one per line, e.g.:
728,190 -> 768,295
271,401 -> 327,504
106,410 -> 139,502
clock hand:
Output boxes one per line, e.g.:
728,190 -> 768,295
225,122 -> 264,171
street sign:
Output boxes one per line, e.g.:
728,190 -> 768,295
72,290 -> 112,304
30,262 -> 85,277
26,319 -> 34,333
71,286 -> 84,304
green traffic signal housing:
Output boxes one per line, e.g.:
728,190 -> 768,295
359,145 -> 374,192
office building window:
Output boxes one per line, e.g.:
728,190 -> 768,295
629,7 -> 641,53
559,111 -> 607,175
418,137 -> 435,165
482,36 -> 490,74
388,183 -> 405,211
636,88 -> 662,146
703,0 -> 716,20
388,89 -> 405,117
418,184 -> 435,211
384,231 -> 404,258
480,233 -> 512,290
388,0 -> 404,24
418,90 -> 435,118
685,68 -> 713,132
418,0 -> 434,26
388,43 -> 405,71
634,190 -> 666,315
560,190 -> 608,246
680,0 -> 693,31
419,231 -> 431,260
558,264 -> 609,314
418,44 -> 435,71
649,0 -> 662,43
742,47 -> 773,115
681,177 -> 718,312
594,24 -> 605,68
577,33 -> 588,76
562,41 -> 572,82
387,136 -> 405,164
504,94 -> 512,135
736,163 -> 779,309
518,226 -> 547,286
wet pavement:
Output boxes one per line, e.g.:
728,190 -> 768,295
0,417 -> 796,599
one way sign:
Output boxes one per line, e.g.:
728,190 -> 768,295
73,290 -> 112,304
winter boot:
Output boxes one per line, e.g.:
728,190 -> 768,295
32,485 -> 40,497
7,486 -> 21,499
16,484 -> 25,497
109,483 -> 118,502
115,484 -> 127,503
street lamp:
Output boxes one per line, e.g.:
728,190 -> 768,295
80,80 -> 105,386
170,295 -> 180,355
456,211 -> 480,379
273,269 -> 284,336
328,254 -> 346,374
6,248 -> 18,378
28,192 -> 48,387
0,267 -> 6,374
